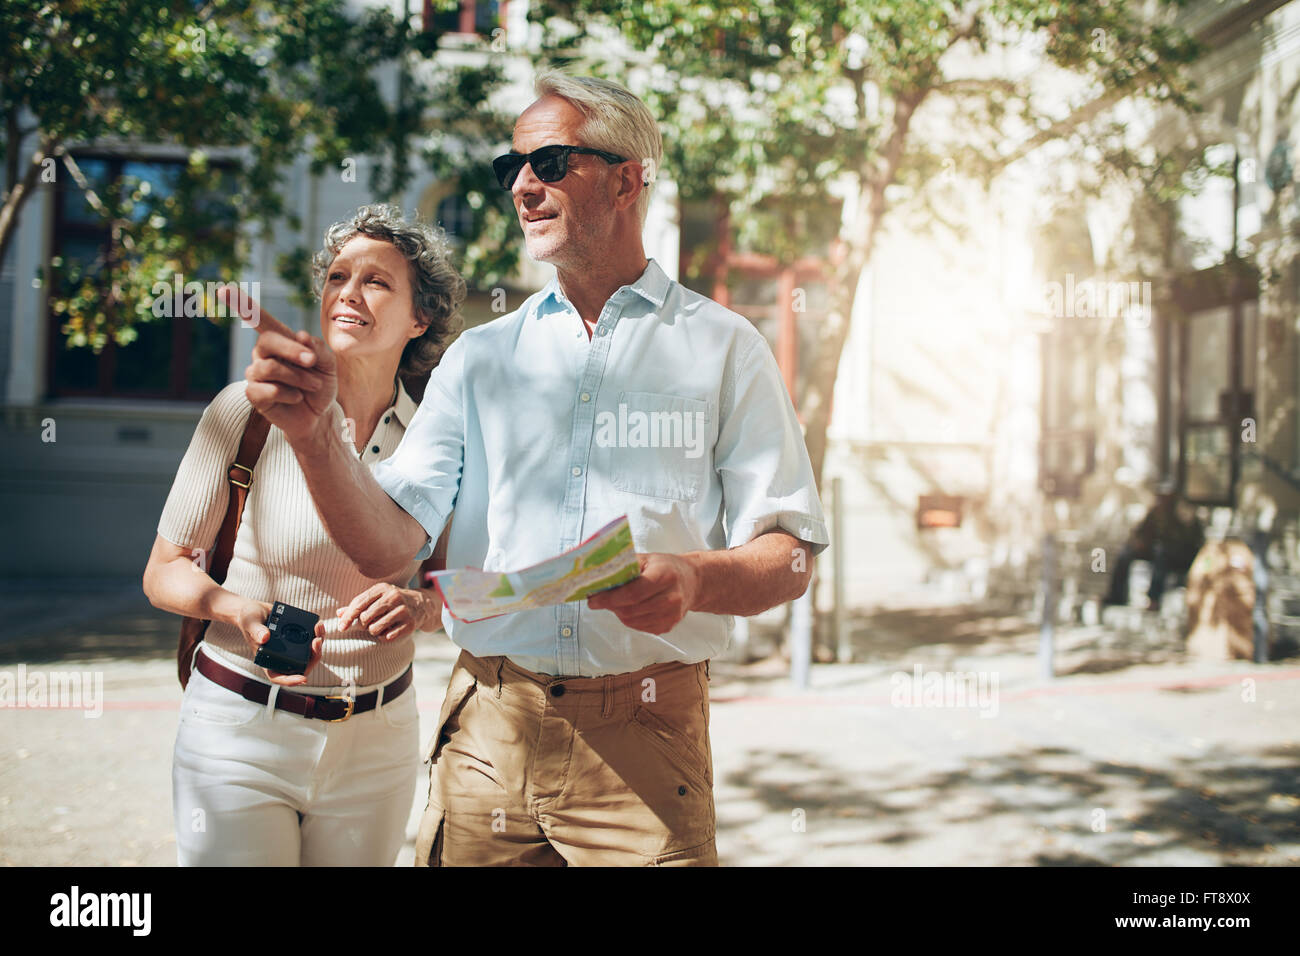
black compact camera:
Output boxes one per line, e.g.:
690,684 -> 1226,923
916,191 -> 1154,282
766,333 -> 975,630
253,602 -> 319,675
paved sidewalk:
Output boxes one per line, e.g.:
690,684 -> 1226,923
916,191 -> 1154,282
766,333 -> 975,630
0,585 -> 1296,865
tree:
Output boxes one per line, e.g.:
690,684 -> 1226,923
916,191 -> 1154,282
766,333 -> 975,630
530,0 -> 1203,486
1,0 -> 518,356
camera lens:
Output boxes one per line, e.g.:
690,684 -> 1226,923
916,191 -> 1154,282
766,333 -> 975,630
281,623 -> 309,645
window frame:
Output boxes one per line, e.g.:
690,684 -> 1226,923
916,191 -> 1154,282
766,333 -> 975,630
43,151 -> 237,402
423,0 -> 504,38
1169,257 -> 1261,507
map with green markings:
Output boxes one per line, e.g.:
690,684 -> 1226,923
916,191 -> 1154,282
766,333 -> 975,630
431,516 -> 641,622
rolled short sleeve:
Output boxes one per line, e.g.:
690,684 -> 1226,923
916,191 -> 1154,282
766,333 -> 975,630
371,336 -> 467,562
156,381 -> 253,553
715,333 -> 830,555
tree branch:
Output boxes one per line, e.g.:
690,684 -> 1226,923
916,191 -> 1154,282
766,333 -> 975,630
932,77 -> 1022,96
59,150 -> 136,254
945,4 -> 985,50
5,110 -> 18,201
986,85 -> 1131,175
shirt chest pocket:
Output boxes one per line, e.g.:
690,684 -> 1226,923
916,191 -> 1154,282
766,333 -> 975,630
607,391 -> 713,502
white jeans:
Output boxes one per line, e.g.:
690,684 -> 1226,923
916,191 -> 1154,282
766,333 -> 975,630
172,648 -> 419,866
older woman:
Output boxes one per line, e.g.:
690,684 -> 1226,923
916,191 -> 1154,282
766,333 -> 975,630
142,204 -> 464,866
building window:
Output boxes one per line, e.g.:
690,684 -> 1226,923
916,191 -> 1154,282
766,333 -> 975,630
1170,260 -> 1260,506
46,154 -> 235,401
1038,323 -> 1097,499
424,0 -> 502,36
436,193 -> 475,244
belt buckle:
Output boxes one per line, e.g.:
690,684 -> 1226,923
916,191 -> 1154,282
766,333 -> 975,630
323,690 -> 355,722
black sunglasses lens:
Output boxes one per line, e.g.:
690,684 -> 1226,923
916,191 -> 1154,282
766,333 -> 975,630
493,154 -> 526,189
531,146 -> 569,182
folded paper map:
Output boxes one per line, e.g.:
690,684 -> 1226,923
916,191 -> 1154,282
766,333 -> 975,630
431,515 -> 641,622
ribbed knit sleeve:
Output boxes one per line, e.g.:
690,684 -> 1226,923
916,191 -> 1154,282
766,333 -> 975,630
157,381 -> 253,553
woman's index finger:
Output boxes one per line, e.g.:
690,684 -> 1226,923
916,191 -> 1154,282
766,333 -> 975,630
216,282 -> 287,335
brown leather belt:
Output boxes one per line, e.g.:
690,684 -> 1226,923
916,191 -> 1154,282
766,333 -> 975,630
195,651 -> 412,722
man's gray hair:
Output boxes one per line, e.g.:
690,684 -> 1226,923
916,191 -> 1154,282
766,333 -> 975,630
312,204 -> 466,394
533,70 -> 663,227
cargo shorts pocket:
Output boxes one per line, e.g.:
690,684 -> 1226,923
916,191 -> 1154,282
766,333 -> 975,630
628,703 -> 713,790
414,802 -> 446,868
422,660 -> 478,765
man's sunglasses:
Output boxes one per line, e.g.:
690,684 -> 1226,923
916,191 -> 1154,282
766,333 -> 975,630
492,144 -> 628,189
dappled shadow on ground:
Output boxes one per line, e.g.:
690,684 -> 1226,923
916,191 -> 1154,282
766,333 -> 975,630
716,741 -> 1300,866
848,603 -> 1034,657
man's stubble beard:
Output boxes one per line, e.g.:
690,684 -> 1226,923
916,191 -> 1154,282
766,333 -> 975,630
526,199 -> 614,272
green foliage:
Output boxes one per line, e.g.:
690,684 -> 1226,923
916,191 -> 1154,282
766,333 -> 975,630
421,60 -> 521,286
531,0 -> 1202,263
2,0 -> 519,352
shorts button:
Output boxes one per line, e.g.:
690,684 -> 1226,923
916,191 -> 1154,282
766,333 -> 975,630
678,785 -> 688,796
550,684 -> 566,698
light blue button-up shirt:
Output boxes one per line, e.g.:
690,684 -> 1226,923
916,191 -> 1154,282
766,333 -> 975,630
371,258 -> 829,676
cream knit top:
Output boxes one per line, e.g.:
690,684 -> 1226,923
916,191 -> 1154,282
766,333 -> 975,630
157,379 -> 425,689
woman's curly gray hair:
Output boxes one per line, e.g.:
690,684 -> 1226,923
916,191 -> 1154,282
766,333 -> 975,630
312,204 -> 466,397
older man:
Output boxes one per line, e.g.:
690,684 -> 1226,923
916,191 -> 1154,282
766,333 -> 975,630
244,71 -> 828,866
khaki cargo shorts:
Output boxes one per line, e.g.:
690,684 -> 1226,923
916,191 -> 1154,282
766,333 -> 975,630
415,650 -> 717,866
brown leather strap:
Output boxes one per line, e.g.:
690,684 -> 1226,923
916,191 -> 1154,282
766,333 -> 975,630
195,651 -> 412,720
209,408 -> 271,585
178,408 -> 271,689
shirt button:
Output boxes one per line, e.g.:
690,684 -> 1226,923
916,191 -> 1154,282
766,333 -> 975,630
371,445 -> 380,454
383,416 -> 390,424
550,684 -> 566,698
580,392 -> 591,403
571,466 -> 582,477
561,626 -> 572,637
597,327 -> 607,336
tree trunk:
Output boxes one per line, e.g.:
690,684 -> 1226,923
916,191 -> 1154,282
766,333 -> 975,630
802,91 -> 924,488
0,133 -> 57,271
802,258 -> 863,488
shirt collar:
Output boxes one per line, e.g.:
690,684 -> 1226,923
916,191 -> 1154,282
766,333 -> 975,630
527,258 -> 670,320
390,378 -> 418,428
